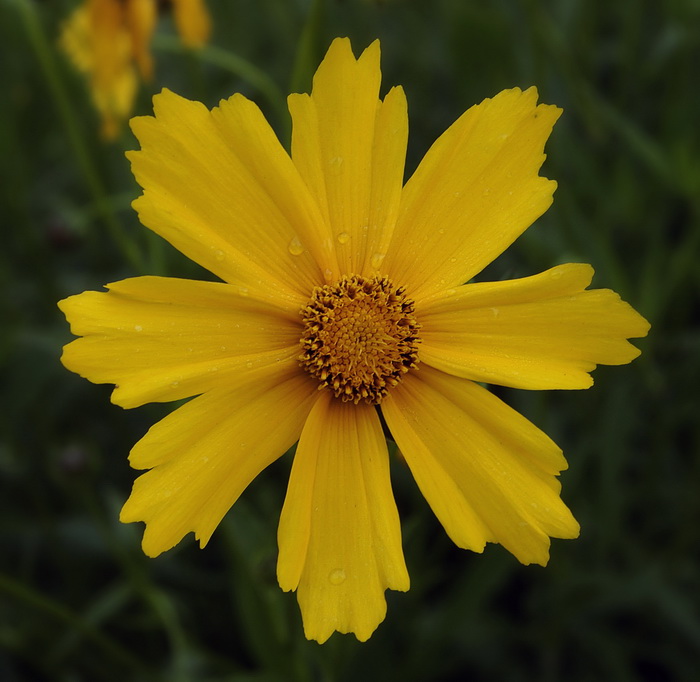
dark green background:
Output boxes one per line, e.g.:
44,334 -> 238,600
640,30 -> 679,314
2,0 -> 698,680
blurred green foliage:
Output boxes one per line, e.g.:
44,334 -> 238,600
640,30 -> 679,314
1,0 -> 699,680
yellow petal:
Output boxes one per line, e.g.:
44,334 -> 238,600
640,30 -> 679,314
90,0 -> 131,93
93,65 -> 138,140
381,367 -> 579,566
384,87 -> 560,300
289,38 -> 408,280
418,264 -> 651,390
128,88 -> 330,300
277,392 -> 409,643
124,0 -> 157,80
120,372 -> 319,556
61,0 -> 138,139
60,5 -> 94,74
171,0 -> 211,48
58,276 -> 302,408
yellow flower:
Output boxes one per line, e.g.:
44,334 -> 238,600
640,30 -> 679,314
58,39 -> 650,642
170,0 -> 211,49
60,0 -> 211,139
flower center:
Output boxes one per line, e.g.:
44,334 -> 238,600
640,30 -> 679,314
299,275 -> 421,405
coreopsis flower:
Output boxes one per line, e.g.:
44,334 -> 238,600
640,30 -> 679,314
59,38 -> 650,642
60,0 -> 211,139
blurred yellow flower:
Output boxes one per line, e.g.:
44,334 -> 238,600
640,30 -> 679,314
60,0 -> 211,139
58,38 -> 650,642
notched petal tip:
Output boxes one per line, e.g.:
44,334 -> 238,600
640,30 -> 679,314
278,397 -> 408,643
313,36 -> 381,91
138,522 -> 179,559
120,376 -> 317,562
383,370 -> 580,566
418,261 -> 650,391
127,87 -> 175,128
384,79 -> 565,298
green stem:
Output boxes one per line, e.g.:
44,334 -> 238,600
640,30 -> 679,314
15,0 -> 146,272
153,35 -> 287,126
289,0 -> 325,96
0,572 -> 147,674
77,484 -> 191,682
284,0 -> 325,149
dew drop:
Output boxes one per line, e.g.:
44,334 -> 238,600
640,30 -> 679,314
329,156 -> 344,171
245,361 -> 253,368
238,287 -> 249,297
370,252 -> 385,269
449,257 -> 457,263
482,188 -> 491,196
214,250 -> 225,262
171,380 -> 180,387
491,307 -> 500,317
328,569 -> 346,585
288,236 -> 304,256
438,228 -> 445,235
337,232 -> 350,245
134,325 -> 143,332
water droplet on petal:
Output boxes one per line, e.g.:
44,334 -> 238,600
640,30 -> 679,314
214,250 -> 225,262
370,252 -> 385,269
328,569 -> 346,585
245,361 -> 253,368
482,188 -> 491,196
329,156 -> 344,172
134,325 -> 143,332
238,287 -> 249,297
288,237 -> 304,256
171,380 -> 180,387
491,307 -> 500,317
337,232 -> 350,245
